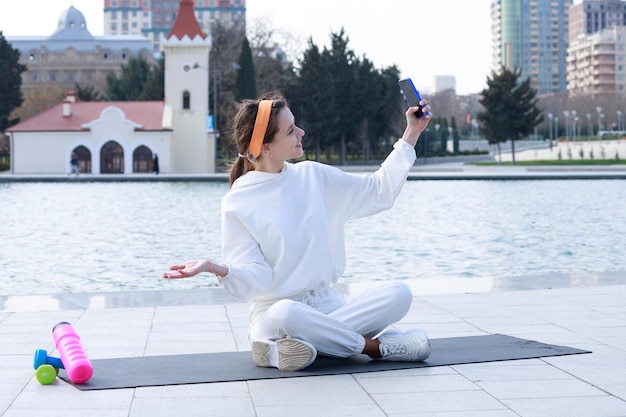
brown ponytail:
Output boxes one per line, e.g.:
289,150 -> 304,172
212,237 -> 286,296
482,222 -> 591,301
228,91 -> 289,187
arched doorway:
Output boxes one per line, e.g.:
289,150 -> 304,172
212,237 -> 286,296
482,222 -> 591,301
133,145 -> 153,173
100,141 -> 124,173
72,145 -> 92,173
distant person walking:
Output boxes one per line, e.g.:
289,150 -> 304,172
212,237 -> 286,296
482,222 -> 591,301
69,152 -> 79,176
153,154 -> 160,175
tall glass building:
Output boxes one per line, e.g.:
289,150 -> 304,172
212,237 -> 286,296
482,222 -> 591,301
491,0 -> 573,94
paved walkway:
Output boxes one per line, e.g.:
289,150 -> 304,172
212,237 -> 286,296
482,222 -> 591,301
2,276 -> 625,417
497,139 -> 625,163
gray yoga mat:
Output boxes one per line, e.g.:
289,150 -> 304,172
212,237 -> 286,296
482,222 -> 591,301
60,334 -> 591,390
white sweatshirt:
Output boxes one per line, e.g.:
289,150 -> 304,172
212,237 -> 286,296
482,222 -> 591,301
218,139 -> 416,314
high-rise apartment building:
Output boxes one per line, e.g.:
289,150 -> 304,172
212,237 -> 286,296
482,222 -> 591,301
569,0 -> 626,43
567,26 -> 626,95
491,0 -> 573,95
567,0 -> 626,96
103,0 -> 245,52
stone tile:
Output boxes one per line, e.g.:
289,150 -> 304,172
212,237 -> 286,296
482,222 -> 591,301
477,378 -> 607,399
248,375 -> 371,406
453,362 -> 574,382
372,390 -> 507,414
129,396 -> 256,417
356,373 -> 478,394
502,395 -> 626,417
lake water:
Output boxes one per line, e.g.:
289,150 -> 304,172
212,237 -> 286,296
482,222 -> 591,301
1,180 -> 625,296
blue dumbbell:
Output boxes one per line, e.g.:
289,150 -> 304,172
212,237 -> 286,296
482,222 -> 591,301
33,349 -> 64,370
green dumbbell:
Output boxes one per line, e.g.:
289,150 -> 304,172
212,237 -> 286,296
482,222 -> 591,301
35,364 -> 58,385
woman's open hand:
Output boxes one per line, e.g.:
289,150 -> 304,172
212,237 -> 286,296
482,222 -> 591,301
163,259 -> 212,279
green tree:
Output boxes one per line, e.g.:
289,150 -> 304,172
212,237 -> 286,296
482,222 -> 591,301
327,29 -> 359,165
74,83 -> 102,101
289,29 -> 405,163
289,39 -> 338,161
235,37 -> 256,101
478,67 -> 543,163
140,54 -> 165,100
208,21 -> 245,155
0,31 -> 27,130
105,55 -> 153,101
352,57 -> 399,162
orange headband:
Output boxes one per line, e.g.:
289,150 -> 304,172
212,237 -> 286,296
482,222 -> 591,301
248,100 -> 274,158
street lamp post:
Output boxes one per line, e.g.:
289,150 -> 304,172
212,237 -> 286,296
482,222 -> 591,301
586,113 -> 591,140
617,110 -> 622,132
596,106 -> 603,141
563,110 -> 570,143
555,116 -> 559,140
547,113 -> 553,149
600,114 -> 605,141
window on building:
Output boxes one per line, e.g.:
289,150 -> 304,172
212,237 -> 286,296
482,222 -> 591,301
132,145 -> 152,173
183,91 -> 191,109
101,141 -> 124,174
73,146 -> 92,174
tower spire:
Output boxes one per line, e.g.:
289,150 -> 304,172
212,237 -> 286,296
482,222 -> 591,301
167,0 -> 207,40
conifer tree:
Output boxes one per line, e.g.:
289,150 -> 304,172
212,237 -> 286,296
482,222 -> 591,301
478,67 -> 543,163
105,55 -> 153,101
140,54 -> 165,100
0,31 -> 27,130
235,37 -> 256,101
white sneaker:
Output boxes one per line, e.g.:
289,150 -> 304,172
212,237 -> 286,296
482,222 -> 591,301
377,329 -> 431,362
252,338 -> 317,371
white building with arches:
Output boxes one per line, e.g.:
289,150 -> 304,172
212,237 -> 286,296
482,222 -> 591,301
7,0 -> 216,175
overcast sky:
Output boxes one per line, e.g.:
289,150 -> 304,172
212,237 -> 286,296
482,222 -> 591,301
0,0 -> 579,95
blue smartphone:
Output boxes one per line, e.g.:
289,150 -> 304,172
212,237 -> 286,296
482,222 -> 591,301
398,78 -> 428,118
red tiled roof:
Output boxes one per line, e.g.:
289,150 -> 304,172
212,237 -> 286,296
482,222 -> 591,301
167,0 -> 207,40
7,101 -> 166,132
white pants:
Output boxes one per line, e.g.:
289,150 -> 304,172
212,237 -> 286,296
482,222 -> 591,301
249,281 -> 413,358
